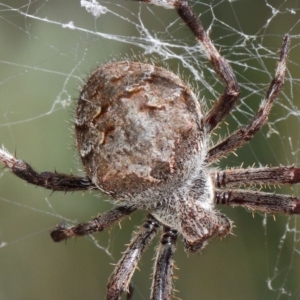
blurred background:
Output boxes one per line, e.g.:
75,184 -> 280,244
1,0 -> 300,299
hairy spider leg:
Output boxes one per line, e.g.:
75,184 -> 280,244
143,0 -> 240,132
212,166 -> 300,188
151,227 -> 178,300
207,35 -> 290,163
215,189 -> 300,215
107,215 -> 160,300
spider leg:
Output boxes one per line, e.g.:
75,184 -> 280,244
0,147 -> 95,191
107,215 -> 160,300
215,189 -> 300,214
211,166 -> 300,188
50,206 -> 136,242
151,226 -> 178,300
207,35 -> 290,163
139,0 -> 240,132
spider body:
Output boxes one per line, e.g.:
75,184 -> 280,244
76,61 -> 229,250
1,1 -> 300,299
76,61 -> 204,201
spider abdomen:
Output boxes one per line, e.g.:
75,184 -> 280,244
76,61 -> 205,201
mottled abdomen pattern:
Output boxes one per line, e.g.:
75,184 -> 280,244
75,61 -> 203,200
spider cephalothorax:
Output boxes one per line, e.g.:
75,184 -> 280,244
1,1 -> 300,300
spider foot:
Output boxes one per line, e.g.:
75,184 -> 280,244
294,201 -> 300,214
50,222 -> 78,242
50,218 -> 106,242
0,146 -> 19,169
51,206 -> 136,242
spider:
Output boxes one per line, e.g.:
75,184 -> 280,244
1,0 -> 300,299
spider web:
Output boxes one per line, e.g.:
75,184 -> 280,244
0,0 -> 300,299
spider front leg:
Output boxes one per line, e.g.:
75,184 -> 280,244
0,147 -> 95,191
107,215 -> 160,300
151,227 -> 178,300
